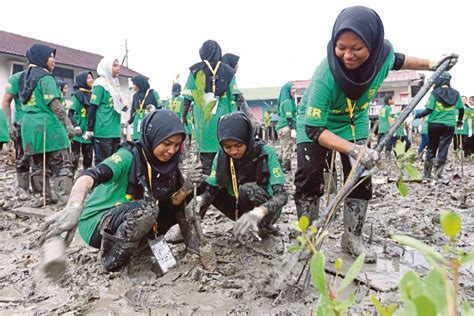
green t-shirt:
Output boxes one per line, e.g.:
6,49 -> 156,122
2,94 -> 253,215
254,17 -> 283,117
426,94 -> 463,128
296,91 -> 312,144
21,76 -> 70,154
276,99 -> 297,131
5,72 -> 25,125
70,94 -> 91,144
304,51 -> 394,141
0,109 -> 10,142
391,111 -> 406,137
378,104 -> 392,134
206,144 -> 286,198
165,95 -> 192,135
182,71 -> 237,153
132,90 -> 160,140
90,85 -> 121,138
78,148 -> 135,245
455,106 -> 474,135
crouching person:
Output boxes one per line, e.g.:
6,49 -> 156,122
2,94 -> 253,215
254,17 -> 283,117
196,112 -> 288,238
41,110 -> 204,271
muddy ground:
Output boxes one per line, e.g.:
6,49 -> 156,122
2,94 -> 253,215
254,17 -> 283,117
0,144 -> 473,315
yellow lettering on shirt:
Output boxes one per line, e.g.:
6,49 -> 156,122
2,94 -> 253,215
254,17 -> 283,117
5,83 -> 12,90
80,108 -> 87,118
44,94 -> 54,100
360,102 -> 369,110
109,97 -> 114,107
435,101 -> 454,111
109,153 -> 122,164
307,107 -> 321,119
91,94 -> 97,101
368,88 -> 376,98
272,167 -> 283,178
26,95 -> 37,106
209,170 -> 216,178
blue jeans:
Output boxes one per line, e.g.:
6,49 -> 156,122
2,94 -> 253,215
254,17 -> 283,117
418,134 -> 429,154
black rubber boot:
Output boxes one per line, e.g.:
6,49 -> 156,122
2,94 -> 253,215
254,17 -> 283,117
435,161 -> 446,179
30,172 -> 57,206
17,172 -> 30,200
53,175 -> 73,206
100,230 -> 139,272
341,198 -> 376,263
423,159 -> 433,179
295,195 -> 320,224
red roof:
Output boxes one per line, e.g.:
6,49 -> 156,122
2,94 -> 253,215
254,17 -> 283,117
0,30 -> 140,78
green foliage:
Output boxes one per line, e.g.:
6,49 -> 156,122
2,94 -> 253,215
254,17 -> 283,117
370,296 -> 397,316
337,253 -> 365,295
440,211 -> 461,241
190,70 -> 218,124
397,179 -> 408,197
394,142 -> 421,197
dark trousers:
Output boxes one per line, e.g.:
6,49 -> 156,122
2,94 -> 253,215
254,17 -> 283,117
93,137 -> 120,165
465,136 -> 474,156
294,141 -> 372,201
376,133 -> 393,152
14,123 -> 30,173
200,152 -> 217,176
89,200 -> 179,249
418,134 -> 429,154
427,123 -> 454,163
71,140 -> 93,170
31,149 -> 73,178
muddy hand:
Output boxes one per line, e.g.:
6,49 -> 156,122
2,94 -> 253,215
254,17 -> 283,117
234,207 -> 266,238
40,201 -> 83,245
183,163 -> 205,191
348,144 -> 380,170
429,53 -> 458,71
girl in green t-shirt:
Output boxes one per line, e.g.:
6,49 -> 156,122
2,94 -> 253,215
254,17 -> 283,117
415,72 -> 464,178
128,75 -> 161,140
194,112 -> 288,239
276,82 -> 297,172
377,95 -> 395,158
18,44 -> 75,206
41,109 -> 205,272
296,6 -> 452,263
68,71 -> 94,171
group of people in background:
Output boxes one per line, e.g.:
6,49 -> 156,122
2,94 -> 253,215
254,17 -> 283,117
0,5 -> 466,272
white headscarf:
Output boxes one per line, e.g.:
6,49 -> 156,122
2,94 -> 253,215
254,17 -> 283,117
93,57 -> 126,113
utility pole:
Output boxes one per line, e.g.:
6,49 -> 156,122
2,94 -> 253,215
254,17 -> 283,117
121,39 -> 129,67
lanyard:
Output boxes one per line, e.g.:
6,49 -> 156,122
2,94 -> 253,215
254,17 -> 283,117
142,149 -> 159,233
139,89 -> 151,110
346,98 -> 357,141
203,60 -> 221,94
230,158 -> 239,220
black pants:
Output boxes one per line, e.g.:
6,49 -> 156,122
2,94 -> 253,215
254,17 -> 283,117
89,200 -> 179,249
294,141 -> 372,201
71,140 -> 93,170
14,123 -> 30,173
93,137 -> 120,165
465,136 -> 474,156
377,133 -> 393,152
427,123 -> 454,163
200,152 -> 217,176
31,149 -> 73,178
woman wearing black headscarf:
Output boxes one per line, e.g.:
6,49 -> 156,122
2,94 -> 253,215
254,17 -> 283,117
181,40 -> 238,175
295,6 -> 457,262
128,75 -> 161,140
194,112 -> 288,238
415,72 -> 464,178
41,109 -> 205,271
19,44 -> 75,206
69,71 -> 95,171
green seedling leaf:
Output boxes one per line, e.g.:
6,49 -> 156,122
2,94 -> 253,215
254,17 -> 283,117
464,300 -> 474,316
413,294 -> 437,316
195,70 -> 206,90
394,140 -> 405,157
397,179 -> 408,197
423,269 -> 448,313
399,300 -> 417,316
370,296 -> 397,316
399,271 -> 424,303
296,236 -> 305,245
203,99 -> 217,123
315,229 -> 329,248
335,258 -> 342,272
310,226 -> 318,235
403,164 -> 421,179
340,292 -> 356,314
440,211 -> 461,241
299,216 -> 309,232
337,253 -> 365,295
287,245 -> 304,253
310,252 -> 329,300
460,251 -> 474,265
292,220 -> 302,233
407,148 -> 417,164
392,234 -> 447,265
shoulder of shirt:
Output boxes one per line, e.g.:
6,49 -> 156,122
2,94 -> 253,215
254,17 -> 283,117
262,144 -> 277,156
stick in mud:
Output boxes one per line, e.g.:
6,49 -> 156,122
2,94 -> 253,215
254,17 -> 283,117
43,117 -> 46,209
268,57 -> 457,300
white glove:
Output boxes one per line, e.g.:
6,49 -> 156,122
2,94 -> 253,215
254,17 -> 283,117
83,131 -> 94,140
234,207 -> 266,237
184,196 -> 203,218
74,126 -> 82,137
429,53 -> 458,71
290,129 -> 296,139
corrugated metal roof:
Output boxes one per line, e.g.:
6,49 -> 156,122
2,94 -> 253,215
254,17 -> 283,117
0,30 -> 141,78
240,86 -> 280,100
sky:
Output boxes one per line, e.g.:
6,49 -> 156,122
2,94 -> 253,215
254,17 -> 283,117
1,0 -> 472,101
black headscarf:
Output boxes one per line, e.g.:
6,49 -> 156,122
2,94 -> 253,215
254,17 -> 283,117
57,80 -> 67,91
222,53 -> 240,70
131,75 -> 157,110
172,83 -> 181,97
123,109 -> 185,200
72,71 -> 93,109
189,40 -> 235,97
327,6 -> 392,100
19,44 -> 56,104
215,112 -> 269,189
432,72 -> 460,106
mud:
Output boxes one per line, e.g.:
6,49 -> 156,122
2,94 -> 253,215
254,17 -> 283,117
0,148 -> 473,315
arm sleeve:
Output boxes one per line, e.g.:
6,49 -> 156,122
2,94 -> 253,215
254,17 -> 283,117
392,52 -> 406,70
263,184 -> 288,217
82,164 -> 114,187
68,109 -> 78,126
128,96 -> 137,125
287,118 -> 295,130
87,104 -> 98,132
414,108 -> 433,119
182,98 -> 192,122
305,125 -> 327,142
458,108 -> 465,122
198,183 -> 219,217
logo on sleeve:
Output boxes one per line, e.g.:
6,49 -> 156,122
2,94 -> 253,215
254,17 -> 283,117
272,167 -> 283,178
109,153 -> 123,164
307,107 -> 321,119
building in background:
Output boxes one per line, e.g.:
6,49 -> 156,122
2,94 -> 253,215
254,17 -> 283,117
0,30 -> 141,119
